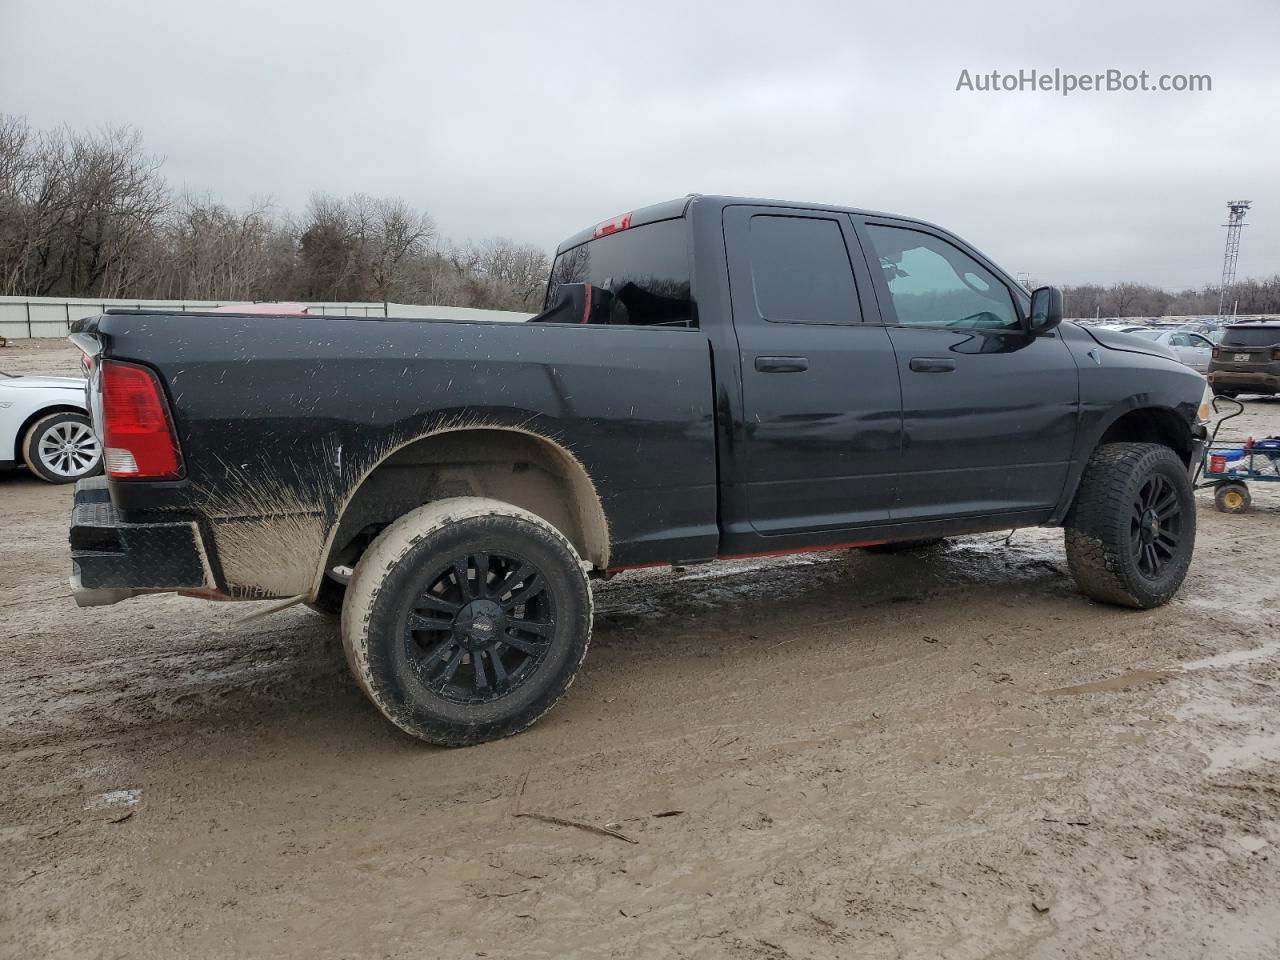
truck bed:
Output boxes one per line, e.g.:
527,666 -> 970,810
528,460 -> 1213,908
72,309 -> 719,600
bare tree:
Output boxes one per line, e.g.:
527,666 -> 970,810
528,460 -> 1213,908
0,119 -> 169,297
362,195 -> 435,302
4,114 -> 1272,317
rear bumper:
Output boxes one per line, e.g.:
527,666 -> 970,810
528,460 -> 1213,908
1208,370 -> 1279,394
69,477 -> 214,606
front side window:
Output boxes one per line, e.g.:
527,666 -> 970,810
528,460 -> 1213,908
545,218 -> 693,327
866,225 -> 1019,331
747,215 -> 861,324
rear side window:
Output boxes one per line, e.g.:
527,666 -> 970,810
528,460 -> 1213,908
545,219 -> 693,327
748,216 -> 862,324
1222,326 -> 1280,347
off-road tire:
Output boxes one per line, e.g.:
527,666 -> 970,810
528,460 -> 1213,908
21,411 -> 103,484
1213,481 -> 1251,514
341,497 -> 592,746
1063,443 -> 1195,609
860,537 -> 947,555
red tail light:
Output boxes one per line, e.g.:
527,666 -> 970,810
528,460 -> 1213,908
593,212 -> 632,238
101,360 -> 183,479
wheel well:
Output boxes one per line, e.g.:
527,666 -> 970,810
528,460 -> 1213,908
13,405 -> 86,461
323,427 -> 610,581
1097,407 -> 1194,465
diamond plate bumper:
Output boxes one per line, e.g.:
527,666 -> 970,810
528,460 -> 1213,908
69,477 -> 214,606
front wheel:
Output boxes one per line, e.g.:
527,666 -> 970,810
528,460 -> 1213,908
1063,443 -> 1195,609
341,497 -> 592,746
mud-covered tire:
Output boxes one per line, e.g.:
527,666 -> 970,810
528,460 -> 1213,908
1213,481 -> 1251,514
860,537 -> 946,555
340,497 -> 592,746
1063,443 -> 1195,609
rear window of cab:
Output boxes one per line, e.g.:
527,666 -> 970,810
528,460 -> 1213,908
545,219 -> 693,327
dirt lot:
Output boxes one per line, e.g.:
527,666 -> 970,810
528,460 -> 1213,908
3,339 -> 1280,959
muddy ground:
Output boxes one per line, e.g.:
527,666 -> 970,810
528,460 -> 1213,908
3,338 -> 1280,959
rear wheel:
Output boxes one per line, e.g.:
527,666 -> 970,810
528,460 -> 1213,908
341,497 -> 592,746
1063,443 -> 1195,609
22,412 -> 102,484
1214,481 -> 1251,514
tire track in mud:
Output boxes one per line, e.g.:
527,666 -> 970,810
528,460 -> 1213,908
0,618 -> 349,750
0,534 -> 1077,753
4,483 -> 1277,760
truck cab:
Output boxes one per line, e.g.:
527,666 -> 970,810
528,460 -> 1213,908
541,196 -> 1206,556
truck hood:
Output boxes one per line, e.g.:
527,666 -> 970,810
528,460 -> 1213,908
1078,325 -> 1178,362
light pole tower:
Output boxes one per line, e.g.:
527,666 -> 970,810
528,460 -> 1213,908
1217,200 -> 1251,321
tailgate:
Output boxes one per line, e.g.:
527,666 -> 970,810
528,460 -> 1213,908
1212,343 -> 1275,370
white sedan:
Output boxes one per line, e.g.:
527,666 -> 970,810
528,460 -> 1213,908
0,370 -> 102,483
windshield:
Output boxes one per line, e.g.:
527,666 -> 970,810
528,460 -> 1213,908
1222,326 -> 1280,347
1129,330 -> 1161,340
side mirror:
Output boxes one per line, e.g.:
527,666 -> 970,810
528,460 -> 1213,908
1028,285 -> 1063,334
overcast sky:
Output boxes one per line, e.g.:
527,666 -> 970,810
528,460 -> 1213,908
2,0 -> 1276,288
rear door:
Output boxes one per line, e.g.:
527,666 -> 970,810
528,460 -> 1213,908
1167,331 -> 1212,372
724,206 -> 902,536
854,217 -> 1079,521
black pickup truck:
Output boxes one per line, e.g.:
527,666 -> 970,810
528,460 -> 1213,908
68,194 -> 1212,745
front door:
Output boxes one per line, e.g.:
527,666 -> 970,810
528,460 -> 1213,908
724,206 -> 903,537
855,218 -> 1079,521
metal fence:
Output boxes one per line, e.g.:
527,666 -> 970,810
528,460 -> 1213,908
0,297 -> 532,339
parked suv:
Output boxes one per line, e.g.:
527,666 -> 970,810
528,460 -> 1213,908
1209,320 -> 1280,397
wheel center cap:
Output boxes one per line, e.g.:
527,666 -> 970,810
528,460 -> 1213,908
1139,509 -> 1160,543
454,599 -> 505,648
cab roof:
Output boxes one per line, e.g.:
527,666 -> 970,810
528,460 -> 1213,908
554,194 -> 918,255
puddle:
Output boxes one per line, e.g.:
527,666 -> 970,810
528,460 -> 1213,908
1181,640 -> 1280,672
1207,731 -> 1280,774
1231,833 -> 1270,853
1041,670 -> 1176,697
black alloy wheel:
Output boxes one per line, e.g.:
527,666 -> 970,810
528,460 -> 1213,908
405,551 -> 556,705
